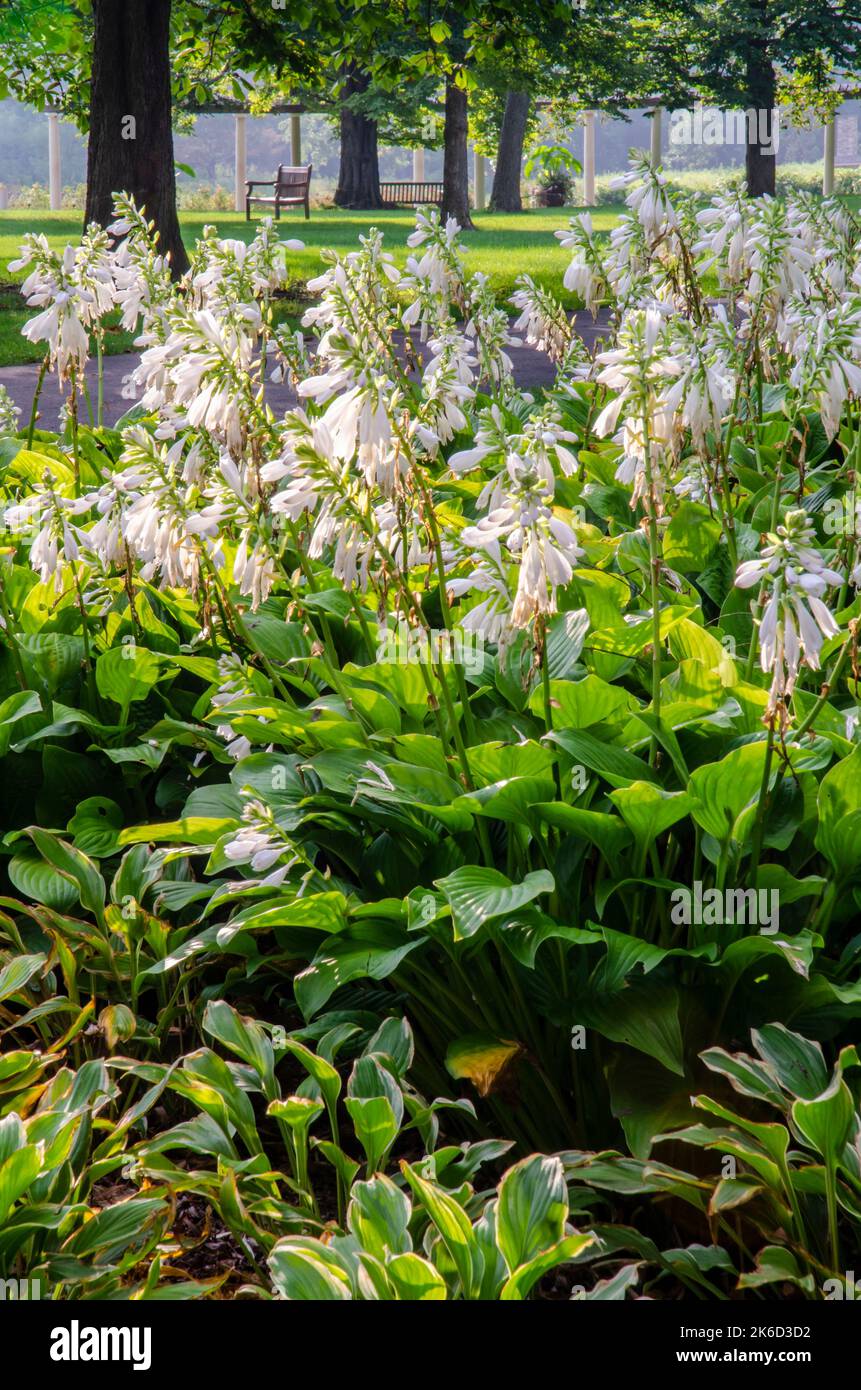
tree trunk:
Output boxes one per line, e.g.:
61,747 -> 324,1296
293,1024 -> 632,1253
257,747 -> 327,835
335,65 -> 383,209
744,31 -> 777,197
441,78 -> 474,229
85,0 -> 187,276
490,89 -> 530,212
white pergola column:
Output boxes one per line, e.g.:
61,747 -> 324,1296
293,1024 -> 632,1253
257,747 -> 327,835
823,117 -> 836,196
234,113 -> 247,213
412,147 -> 426,180
290,114 -> 302,165
473,148 -> 486,210
583,111 -> 596,206
650,106 -> 663,167
48,111 -> 62,211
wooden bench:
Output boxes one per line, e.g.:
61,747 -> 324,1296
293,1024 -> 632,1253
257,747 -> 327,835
246,164 -> 312,221
380,180 -> 444,207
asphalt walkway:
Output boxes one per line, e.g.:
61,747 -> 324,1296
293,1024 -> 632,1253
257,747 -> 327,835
0,312 -> 611,432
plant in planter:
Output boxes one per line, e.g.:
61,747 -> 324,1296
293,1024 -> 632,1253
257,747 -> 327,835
525,141 -> 581,206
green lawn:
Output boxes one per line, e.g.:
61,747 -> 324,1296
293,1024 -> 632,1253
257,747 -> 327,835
0,205 -> 621,367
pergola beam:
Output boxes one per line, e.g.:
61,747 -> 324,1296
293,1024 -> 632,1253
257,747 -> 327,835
48,111 -> 61,210
234,113 -> 247,213
583,111 -> 596,206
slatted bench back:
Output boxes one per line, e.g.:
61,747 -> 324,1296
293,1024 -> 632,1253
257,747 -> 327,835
380,181 -> 444,206
276,165 -> 312,195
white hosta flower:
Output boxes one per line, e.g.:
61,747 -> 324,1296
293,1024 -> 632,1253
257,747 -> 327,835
447,562 -> 514,648
223,799 -> 291,872
659,315 -> 735,451
615,158 -> 679,241
11,228 -> 118,381
400,209 -> 467,326
4,488 -> 91,591
594,308 -> 681,509
783,298 -> 861,440
465,272 -> 519,388
0,384 -> 21,436
448,403 -> 578,512
673,456 -> 714,507
456,457 -> 584,633
232,535 -> 277,610
510,275 -> 575,363
735,509 -> 843,716
694,193 -> 750,285
555,212 -> 607,317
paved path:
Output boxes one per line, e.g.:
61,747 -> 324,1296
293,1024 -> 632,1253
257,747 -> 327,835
0,312 -> 612,432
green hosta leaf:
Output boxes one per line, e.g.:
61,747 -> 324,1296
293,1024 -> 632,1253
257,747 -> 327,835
313,1141 -> 360,1192
345,1096 -> 399,1173
229,752 -> 306,830
348,1055 -> 404,1127
549,728 -> 659,788
500,1233 -> 594,1301
280,1039 -> 341,1119
700,1046 -> 787,1110
400,1162 -> 483,1300
387,1252 -> 447,1300
0,1143 -> 43,1222
583,983 -> 685,1076
737,1245 -> 815,1293
365,1017 -> 414,1078
434,867 -> 554,941
98,1003 -> 136,1050
576,1263 -> 641,1300
268,1095 -> 324,1135
8,851 -> 79,919
495,1154 -> 568,1274
608,783 -> 694,852
545,609 -> 590,679
456,776 -> 555,823
606,1052 -> 696,1160
174,1048 -> 262,1156
816,745 -> 861,878
119,816 -> 235,848
460,740 -> 555,786
531,674 -> 634,730
663,504 -> 721,573
348,1176 -> 412,1260
0,691 -> 42,757
294,923 -> 420,1019
217,891 -> 347,934
691,1096 -> 790,1173
95,646 -> 163,717
791,1076 -> 856,1165
717,930 -> 819,983
0,952 -> 46,1003
532,803 -> 631,872
754,865 -> 826,906
0,1114 -> 25,1163
589,604 -> 695,657
751,1023 -> 829,1101
446,1034 -> 523,1097
243,615 -> 310,663
496,910 -> 597,967
203,1000 -> 276,1099
18,633 -> 85,698
708,1178 -> 763,1215
688,742 -> 773,842
22,828 -> 106,927
661,1244 -> 735,1282
65,1196 -> 166,1258
67,797 -> 122,857
268,1240 -> 353,1300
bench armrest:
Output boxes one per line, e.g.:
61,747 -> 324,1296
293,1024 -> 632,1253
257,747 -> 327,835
245,180 -> 275,190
